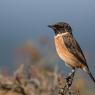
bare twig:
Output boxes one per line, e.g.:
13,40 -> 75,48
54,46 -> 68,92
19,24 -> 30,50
58,70 -> 80,95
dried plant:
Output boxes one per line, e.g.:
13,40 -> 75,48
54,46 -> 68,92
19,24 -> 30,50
0,41 -> 94,95
0,63 -> 81,95
58,71 -> 80,95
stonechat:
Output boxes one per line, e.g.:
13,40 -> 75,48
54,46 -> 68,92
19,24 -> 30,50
48,22 -> 95,83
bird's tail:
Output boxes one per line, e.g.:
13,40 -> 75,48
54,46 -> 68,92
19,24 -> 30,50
83,66 -> 95,83
88,72 -> 95,83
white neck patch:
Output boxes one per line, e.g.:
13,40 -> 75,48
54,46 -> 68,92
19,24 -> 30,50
55,32 -> 69,38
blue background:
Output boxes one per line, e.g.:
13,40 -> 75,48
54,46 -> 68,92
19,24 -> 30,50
0,0 -> 95,76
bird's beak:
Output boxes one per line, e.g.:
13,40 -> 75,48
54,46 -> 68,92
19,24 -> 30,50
48,25 -> 53,28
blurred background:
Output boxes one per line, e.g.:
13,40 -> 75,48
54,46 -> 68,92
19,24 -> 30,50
0,0 -> 95,94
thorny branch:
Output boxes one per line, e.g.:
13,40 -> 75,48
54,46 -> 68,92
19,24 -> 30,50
58,70 -> 80,95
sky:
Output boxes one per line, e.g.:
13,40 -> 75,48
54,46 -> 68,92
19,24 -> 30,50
0,0 -> 95,75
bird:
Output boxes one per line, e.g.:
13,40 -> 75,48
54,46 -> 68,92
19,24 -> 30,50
48,22 -> 95,83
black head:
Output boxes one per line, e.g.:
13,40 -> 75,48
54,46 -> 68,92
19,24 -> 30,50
48,22 -> 72,35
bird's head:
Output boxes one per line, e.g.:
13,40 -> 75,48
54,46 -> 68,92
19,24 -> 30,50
48,22 -> 72,35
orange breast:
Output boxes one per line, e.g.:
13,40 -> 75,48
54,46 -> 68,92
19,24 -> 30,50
54,34 -> 82,68
54,34 -> 68,61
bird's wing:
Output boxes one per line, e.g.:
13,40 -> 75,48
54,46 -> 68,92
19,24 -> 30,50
62,34 -> 87,66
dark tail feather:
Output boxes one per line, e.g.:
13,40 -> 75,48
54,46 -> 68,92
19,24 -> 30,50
88,72 -> 95,83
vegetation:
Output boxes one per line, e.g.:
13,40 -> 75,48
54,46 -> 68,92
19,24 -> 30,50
0,38 -> 94,95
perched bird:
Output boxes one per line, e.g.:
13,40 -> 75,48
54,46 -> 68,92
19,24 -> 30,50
48,22 -> 95,83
